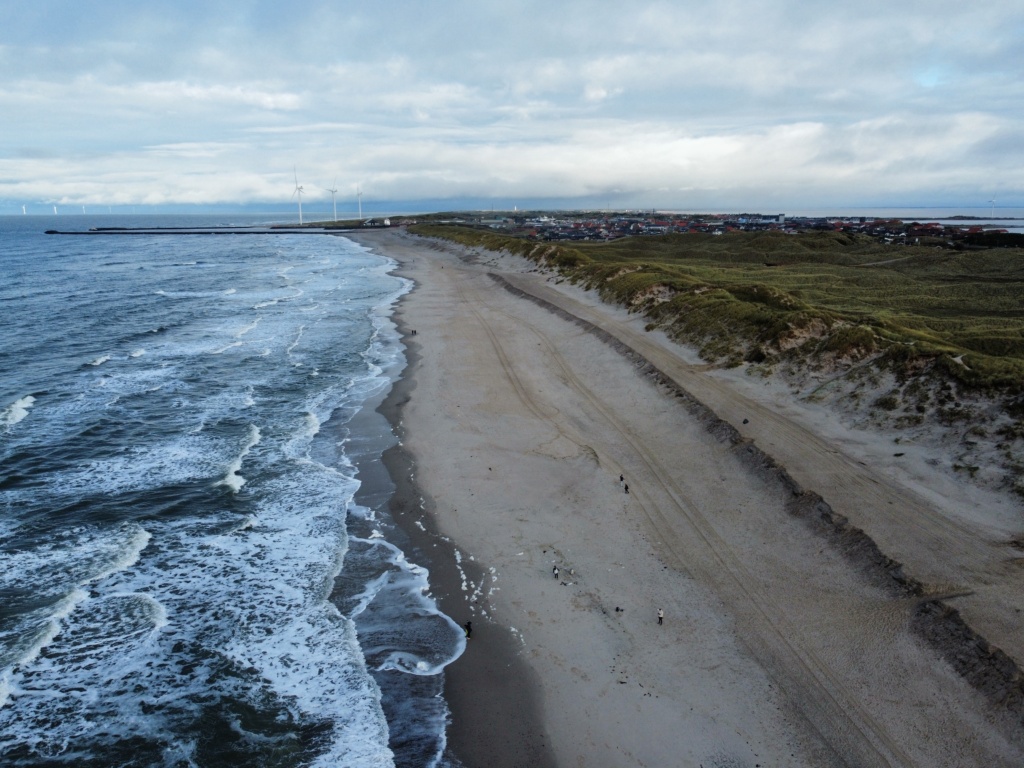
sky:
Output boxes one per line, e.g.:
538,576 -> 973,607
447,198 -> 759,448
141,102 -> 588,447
1,0 -> 1022,213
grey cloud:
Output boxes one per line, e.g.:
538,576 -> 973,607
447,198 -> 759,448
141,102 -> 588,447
1,0 -> 1021,208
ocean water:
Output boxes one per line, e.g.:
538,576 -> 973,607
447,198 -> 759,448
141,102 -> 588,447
0,216 -> 464,767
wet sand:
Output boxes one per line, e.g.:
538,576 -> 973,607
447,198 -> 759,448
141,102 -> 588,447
375,329 -> 556,767
355,229 -> 1024,768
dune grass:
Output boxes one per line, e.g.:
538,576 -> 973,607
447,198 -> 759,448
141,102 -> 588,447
410,224 -> 1024,392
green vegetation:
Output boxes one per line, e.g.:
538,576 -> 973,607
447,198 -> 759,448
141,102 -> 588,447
410,224 -> 1024,393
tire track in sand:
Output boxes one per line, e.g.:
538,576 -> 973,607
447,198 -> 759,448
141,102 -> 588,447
494,272 -> 1024,692
467,283 -> 915,767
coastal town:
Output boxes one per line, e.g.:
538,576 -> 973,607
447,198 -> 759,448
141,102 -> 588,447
417,210 -> 1021,249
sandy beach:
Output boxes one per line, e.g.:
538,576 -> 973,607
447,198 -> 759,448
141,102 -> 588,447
354,229 -> 1024,768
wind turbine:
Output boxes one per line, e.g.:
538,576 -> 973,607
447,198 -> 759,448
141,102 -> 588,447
323,178 -> 338,222
292,167 -> 304,225
21,205 -> 26,215
989,198 -> 996,218
357,186 -> 363,221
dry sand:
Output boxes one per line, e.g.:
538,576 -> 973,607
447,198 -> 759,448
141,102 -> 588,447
353,229 -> 1024,768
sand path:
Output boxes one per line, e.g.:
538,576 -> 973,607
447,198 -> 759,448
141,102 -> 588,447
356,230 -> 1024,768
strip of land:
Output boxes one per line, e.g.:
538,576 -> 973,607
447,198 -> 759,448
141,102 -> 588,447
354,229 -> 1024,768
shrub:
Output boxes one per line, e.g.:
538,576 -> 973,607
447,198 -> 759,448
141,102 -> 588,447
874,394 -> 900,411
823,325 -> 877,357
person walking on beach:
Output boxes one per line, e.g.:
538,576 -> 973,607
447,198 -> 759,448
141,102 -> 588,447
619,474 -> 624,483
552,565 -> 560,580
624,483 -> 629,494
463,621 -> 472,639
657,608 -> 664,625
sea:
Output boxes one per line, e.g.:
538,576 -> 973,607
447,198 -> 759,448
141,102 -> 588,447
0,215 -> 465,768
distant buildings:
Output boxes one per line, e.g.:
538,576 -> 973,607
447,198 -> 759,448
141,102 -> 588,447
450,211 -> 1016,249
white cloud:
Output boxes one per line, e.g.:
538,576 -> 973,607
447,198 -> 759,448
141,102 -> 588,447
133,82 -> 302,111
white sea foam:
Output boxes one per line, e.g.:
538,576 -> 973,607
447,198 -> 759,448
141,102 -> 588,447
86,527 -> 152,585
2,395 -> 35,426
139,593 -> 168,630
253,288 -> 304,310
89,354 -> 112,366
1,461 -> 394,761
235,515 -> 258,532
212,472 -> 396,764
95,368 -> 169,399
0,524 -> 152,712
234,317 -> 261,338
130,349 -> 146,358
155,288 -> 227,298
20,430 -> 237,503
283,411 -> 321,460
212,340 -> 244,354
14,588 -> 90,671
218,424 -> 261,492
348,535 -> 466,677
286,325 -> 306,356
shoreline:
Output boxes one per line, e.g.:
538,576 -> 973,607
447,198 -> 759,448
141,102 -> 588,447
368,249 -> 555,767
350,229 -> 1024,767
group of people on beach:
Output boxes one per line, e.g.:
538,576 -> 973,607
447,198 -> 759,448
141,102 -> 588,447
462,470 -> 664,644
552,564 -> 575,580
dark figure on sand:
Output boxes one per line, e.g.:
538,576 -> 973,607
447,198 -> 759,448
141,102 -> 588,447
624,484 -> 629,494
552,565 -> 560,579
657,609 -> 664,625
464,621 -> 472,639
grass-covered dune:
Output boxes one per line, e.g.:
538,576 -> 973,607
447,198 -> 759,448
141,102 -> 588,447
410,224 -> 1024,395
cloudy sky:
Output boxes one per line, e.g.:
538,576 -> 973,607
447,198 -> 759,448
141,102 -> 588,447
1,0 -> 1022,213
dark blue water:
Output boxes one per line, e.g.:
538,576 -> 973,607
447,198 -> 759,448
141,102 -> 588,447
0,216 -> 463,767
